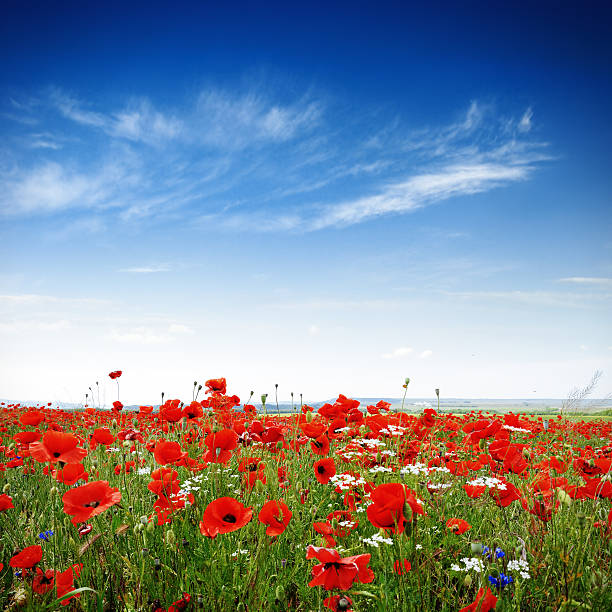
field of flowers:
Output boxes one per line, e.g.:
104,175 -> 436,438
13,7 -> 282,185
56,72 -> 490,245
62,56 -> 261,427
1,374 -> 611,611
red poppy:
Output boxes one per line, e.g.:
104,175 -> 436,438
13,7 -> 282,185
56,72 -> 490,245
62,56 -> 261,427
56,563 -> 83,606
205,378 -> 227,394
62,480 -> 121,525
464,484 -> 486,498
314,458 -> 336,484
393,559 -> 411,575
10,545 -> 42,568
19,411 -> 45,427
29,430 -> 88,465
0,494 -> 14,512
446,518 -> 472,534
203,429 -> 238,464
258,500 -> 292,536
183,401 -> 203,420
32,568 -> 55,594
313,521 -> 337,547
154,440 -> 186,466
489,482 -> 522,507
306,546 -> 374,590
199,497 -> 253,538
159,400 -> 183,423
459,587 -> 498,612
13,431 -> 42,445
139,405 -> 154,414
367,483 -> 425,534
112,401 -> 124,412
55,463 -> 89,486
311,435 -> 330,456
168,593 -> 191,612
109,370 -> 122,379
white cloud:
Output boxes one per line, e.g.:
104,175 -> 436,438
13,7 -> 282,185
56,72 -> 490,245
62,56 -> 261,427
518,108 -> 533,133
579,345 -> 588,351
109,327 -> 170,344
419,349 -> 433,359
382,346 -> 413,359
558,277 -> 612,286
119,265 -> 171,274
309,162 -> 531,230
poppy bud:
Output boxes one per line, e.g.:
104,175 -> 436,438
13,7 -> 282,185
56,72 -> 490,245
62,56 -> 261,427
331,518 -> 339,530
490,566 -> 500,578
146,520 -> 155,533
64,516 -> 72,529
576,512 -> 586,527
254,479 -> 265,493
50,487 -> 58,496
2,484 -> 10,493
435,388 -> 439,397
261,394 -> 268,405
275,585 -> 284,600
405,378 -> 410,385
470,542 -> 483,554
463,573 -> 472,587
305,411 -> 314,423
133,525 -> 143,535
165,529 -> 176,547
556,489 -> 572,507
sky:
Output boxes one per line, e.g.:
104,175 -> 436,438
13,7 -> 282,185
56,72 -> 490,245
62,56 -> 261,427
1,1 -> 611,405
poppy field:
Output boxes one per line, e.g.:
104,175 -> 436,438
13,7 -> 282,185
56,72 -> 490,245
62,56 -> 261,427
1,374 -> 611,611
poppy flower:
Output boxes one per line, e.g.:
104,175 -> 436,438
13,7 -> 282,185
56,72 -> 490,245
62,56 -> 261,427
112,401 -> 124,412
199,497 -> 252,538
19,411 -> 45,427
314,458 -> 336,484
62,480 -> 122,525
367,483 -> 425,534
183,401 -> 203,420
313,521 -> 337,547
139,405 -> 154,414
306,546 -> 374,590
55,463 -> 89,486
203,429 -> 238,464
108,370 -> 122,379
459,587 -> 498,612
489,482 -> 522,507
56,563 -> 83,606
154,440 -> 186,466
0,493 -> 14,511
393,559 -> 411,575
32,568 -> 55,594
205,377 -> 227,394
10,545 -> 42,568
446,518 -> 472,534
30,430 -> 88,464
311,435 -> 330,456
92,427 -> 115,446
258,500 -> 292,536
159,399 -> 183,423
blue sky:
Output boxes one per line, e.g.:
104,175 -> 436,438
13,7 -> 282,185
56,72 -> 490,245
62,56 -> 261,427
1,1 -> 611,404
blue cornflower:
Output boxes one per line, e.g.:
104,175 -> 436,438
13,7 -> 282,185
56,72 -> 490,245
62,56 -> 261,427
495,547 -> 505,559
482,546 -> 490,557
38,529 -> 54,541
488,572 -> 513,588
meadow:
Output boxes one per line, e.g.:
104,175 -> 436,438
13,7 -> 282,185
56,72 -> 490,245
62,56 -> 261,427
1,374 -> 611,611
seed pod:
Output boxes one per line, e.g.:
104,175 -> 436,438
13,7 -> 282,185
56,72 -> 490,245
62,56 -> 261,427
471,542 -> 484,554
463,573 -> 472,587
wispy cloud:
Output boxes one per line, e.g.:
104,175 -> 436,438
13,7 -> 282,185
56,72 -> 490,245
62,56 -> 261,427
119,265 -> 171,274
2,91 -> 550,230
558,277 -> 612,286
419,349 -> 433,359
